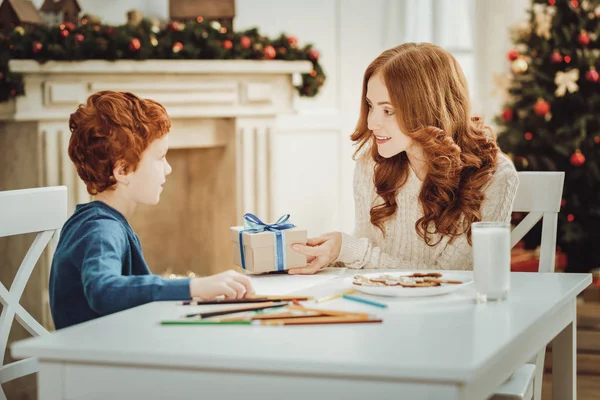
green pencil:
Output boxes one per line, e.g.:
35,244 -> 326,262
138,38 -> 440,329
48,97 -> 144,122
161,320 -> 253,325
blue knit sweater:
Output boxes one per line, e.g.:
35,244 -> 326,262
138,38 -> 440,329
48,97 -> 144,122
49,201 -> 191,329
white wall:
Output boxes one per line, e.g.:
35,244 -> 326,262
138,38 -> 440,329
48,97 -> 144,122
27,0 -> 529,238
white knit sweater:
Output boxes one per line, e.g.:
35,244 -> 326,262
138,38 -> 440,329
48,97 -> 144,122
336,152 -> 519,270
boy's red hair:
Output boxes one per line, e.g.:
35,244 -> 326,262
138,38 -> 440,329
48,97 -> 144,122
68,91 -> 171,195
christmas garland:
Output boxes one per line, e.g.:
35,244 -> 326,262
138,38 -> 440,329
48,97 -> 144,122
0,18 -> 325,102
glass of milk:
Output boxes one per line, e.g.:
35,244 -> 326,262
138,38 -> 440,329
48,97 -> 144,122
472,221 -> 511,303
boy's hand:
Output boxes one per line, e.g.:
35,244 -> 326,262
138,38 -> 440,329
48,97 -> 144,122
190,270 -> 254,300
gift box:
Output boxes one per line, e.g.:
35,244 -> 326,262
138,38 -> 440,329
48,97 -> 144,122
230,213 -> 307,274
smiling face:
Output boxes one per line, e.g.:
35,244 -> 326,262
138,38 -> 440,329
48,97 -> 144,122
366,73 -> 413,158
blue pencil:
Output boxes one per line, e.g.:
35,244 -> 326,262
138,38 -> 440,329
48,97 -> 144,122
342,294 -> 388,308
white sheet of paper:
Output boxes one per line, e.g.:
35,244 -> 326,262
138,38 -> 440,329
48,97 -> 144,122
250,272 -> 341,295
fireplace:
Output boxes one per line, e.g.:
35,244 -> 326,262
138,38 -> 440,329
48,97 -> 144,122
0,59 -> 311,328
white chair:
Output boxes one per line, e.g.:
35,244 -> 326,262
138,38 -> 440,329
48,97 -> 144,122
0,186 -> 67,400
490,172 -> 565,400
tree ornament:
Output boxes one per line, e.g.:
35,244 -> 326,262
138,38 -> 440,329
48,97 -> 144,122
534,99 -> 551,116
308,49 -> 320,61
578,31 -> 591,46
524,132 -> 533,140
240,36 -> 251,49
264,45 -> 276,59
223,40 -> 233,49
533,6 -> 553,39
595,136 -> 600,143
585,67 -> 599,82
554,69 -> 579,96
501,108 -> 513,121
550,51 -> 563,63
129,38 -> 141,51
567,214 -> 575,222
507,49 -> 519,61
150,35 -> 158,47
32,41 -> 43,54
570,150 -> 586,166
511,57 -> 528,74
172,42 -> 183,53
60,29 -> 69,38
74,34 -> 84,45
288,36 -> 298,47
14,26 -> 24,35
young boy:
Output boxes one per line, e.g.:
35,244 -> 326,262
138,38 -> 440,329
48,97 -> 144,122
49,91 -> 253,329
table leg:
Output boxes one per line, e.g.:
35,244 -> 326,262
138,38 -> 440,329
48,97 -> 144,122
552,299 -> 576,400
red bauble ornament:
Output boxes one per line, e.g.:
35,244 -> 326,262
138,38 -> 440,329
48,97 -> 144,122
524,132 -> 533,140
172,42 -> 183,53
564,55 -> 572,63
533,99 -> 551,116
169,21 -> 180,31
507,49 -> 519,61
570,150 -> 586,167
264,45 -> 276,59
278,46 -> 287,55
595,136 -> 600,144
586,67 -> 599,82
308,49 -> 319,61
32,41 -> 43,53
223,40 -> 233,49
550,51 -> 563,63
561,198 -> 567,207
567,214 -> 575,222
129,38 -> 141,51
288,36 -> 298,47
578,31 -> 591,46
501,108 -> 513,121
60,29 -> 69,38
240,36 -> 251,49
571,0 -> 579,7
548,0 -> 556,4
74,34 -> 84,44
64,22 -> 75,31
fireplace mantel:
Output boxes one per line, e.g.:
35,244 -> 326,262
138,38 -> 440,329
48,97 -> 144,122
0,59 -> 312,328
1,58 -> 311,208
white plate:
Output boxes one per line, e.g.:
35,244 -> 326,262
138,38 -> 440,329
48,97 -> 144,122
347,271 -> 473,297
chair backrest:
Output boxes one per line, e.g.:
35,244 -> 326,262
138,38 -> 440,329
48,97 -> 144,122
0,186 -> 67,392
511,172 -> 565,273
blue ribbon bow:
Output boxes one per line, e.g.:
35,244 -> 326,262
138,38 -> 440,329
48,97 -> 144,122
238,213 -> 295,271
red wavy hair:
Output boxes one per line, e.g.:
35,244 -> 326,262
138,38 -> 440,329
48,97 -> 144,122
351,43 -> 499,245
68,91 -> 171,195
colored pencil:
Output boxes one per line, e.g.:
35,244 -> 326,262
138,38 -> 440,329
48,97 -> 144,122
315,289 -> 355,303
286,305 -> 370,319
180,296 -> 311,305
342,294 -> 388,308
259,316 -> 382,326
161,318 -> 382,326
250,295 -> 313,301
161,320 -> 253,325
184,302 -> 287,319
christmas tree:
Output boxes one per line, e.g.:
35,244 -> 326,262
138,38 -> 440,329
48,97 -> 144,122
495,0 -> 600,273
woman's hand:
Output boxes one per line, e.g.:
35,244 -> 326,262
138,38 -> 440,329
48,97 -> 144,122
190,270 -> 254,299
288,232 -> 342,275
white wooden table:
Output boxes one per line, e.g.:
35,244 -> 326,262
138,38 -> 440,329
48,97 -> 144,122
12,269 -> 591,400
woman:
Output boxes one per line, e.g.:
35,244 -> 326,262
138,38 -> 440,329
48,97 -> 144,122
290,43 -> 519,273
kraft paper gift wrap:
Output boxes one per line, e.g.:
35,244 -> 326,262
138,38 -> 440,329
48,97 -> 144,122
230,213 -> 307,274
